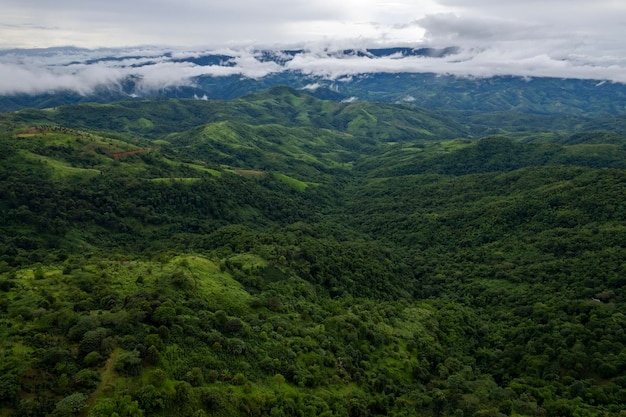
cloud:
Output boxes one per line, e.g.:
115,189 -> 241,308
301,83 -> 322,91
1,0 -> 626,91
2,0 -> 625,57
2,40 -> 626,98
0,47 -> 290,95
417,14 -> 548,43
0,0 -> 354,48
0,61 -> 124,95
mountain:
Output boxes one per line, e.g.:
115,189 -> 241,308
3,46 -> 626,118
1,87 -> 626,417
11,86 -> 464,139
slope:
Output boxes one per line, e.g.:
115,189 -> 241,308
1,90 -> 626,417
12,86 -> 465,141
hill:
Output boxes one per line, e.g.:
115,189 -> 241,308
10,86 -> 463,139
1,87 -> 626,417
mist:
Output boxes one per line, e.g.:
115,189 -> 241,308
1,38 -> 626,97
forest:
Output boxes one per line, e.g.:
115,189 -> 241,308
1,86 -> 626,417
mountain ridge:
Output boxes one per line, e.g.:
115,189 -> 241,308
11,86 -> 466,140
3,46 -> 626,117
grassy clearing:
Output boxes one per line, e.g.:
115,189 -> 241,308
172,255 -> 252,313
225,253 -> 268,272
15,129 -> 147,161
383,306 -> 434,339
425,138 -> 473,154
158,158 -> 221,177
132,117 -> 154,129
22,151 -> 101,178
273,173 -> 309,191
7,254 -> 253,316
233,169 -> 267,178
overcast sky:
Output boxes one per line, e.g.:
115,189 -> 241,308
1,0 -> 626,94
1,0 -> 448,48
2,0 -> 624,50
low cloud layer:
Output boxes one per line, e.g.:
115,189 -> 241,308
0,47 -> 284,95
1,38 -> 626,97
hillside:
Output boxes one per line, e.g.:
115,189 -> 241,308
1,88 -> 626,417
10,86 -> 463,139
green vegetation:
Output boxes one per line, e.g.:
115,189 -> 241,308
1,87 -> 626,417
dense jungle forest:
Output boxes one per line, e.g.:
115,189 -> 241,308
1,86 -> 626,417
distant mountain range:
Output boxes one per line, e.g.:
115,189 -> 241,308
3,46 -> 626,116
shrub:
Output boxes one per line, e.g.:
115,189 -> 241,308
114,350 -> 142,376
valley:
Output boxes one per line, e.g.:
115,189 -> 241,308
1,85 -> 625,417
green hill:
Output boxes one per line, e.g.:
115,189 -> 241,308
12,86 -> 464,140
1,88 -> 626,417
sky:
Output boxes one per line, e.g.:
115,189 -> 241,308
1,0 -> 626,95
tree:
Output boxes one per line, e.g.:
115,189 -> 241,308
114,350 -> 142,376
145,345 -> 162,366
88,395 -> 144,417
74,369 -> 100,389
0,372 -> 20,407
52,392 -> 87,416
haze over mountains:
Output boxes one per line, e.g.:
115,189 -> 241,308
2,45 -> 626,116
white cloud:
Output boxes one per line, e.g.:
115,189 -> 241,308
0,48 -> 289,95
0,61 -> 124,95
2,42 -> 626,97
301,83 -> 322,91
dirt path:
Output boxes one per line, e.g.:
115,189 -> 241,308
82,348 -> 120,415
